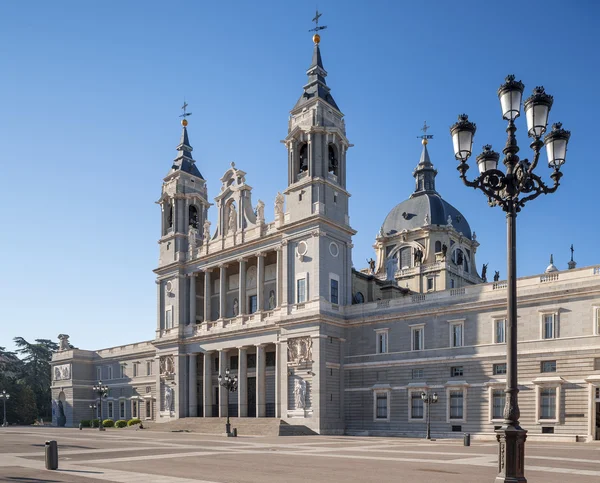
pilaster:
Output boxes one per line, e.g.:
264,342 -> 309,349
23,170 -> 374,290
256,344 -> 266,417
188,353 -> 197,417
238,259 -> 247,315
218,349 -> 227,417
238,347 -> 248,417
203,269 -> 212,323
203,351 -> 213,417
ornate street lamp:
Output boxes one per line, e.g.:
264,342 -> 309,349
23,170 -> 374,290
450,75 -> 570,483
0,390 -> 10,427
218,368 -> 238,435
92,381 -> 109,431
89,404 -> 97,427
421,391 -> 438,440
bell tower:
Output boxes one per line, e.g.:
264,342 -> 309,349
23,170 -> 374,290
282,19 -> 352,228
156,105 -> 210,267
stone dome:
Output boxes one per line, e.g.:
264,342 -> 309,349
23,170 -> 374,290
381,193 -> 472,239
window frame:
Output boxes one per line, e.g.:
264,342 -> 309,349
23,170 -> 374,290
493,363 -> 507,375
375,328 -> 389,354
594,306 -> 600,336
119,399 -> 126,419
407,386 -> 427,422
107,401 -> 114,419
448,319 -> 465,348
131,399 -> 138,418
493,317 -> 506,344
450,366 -> 464,377
533,377 -> 563,423
165,305 -> 174,329
541,360 -> 557,373
540,311 -> 558,340
373,388 -> 391,422
107,366 -> 113,380
445,384 -> 468,423
120,364 -> 126,379
410,324 -> 425,351
96,367 -> 101,381
296,272 -> 308,304
487,381 -> 507,423
329,273 -> 340,305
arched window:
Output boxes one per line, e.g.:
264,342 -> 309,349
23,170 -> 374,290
399,247 -> 411,269
353,292 -> 365,304
435,241 -> 442,253
188,205 -> 198,229
298,144 -> 308,173
328,144 -> 338,176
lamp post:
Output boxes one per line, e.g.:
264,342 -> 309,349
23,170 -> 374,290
0,390 -> 10,427
89,404 -> 97,427
92,382 -> 109,431
218,368 -> 238,435
450,75 -> 570,483
421,391 -> 438,440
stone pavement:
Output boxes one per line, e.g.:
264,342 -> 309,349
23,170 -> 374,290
1,427 -> 599,482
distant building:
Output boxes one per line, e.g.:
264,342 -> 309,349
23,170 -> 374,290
51,33 -> 600,442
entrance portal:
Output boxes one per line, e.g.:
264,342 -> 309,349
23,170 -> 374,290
248,376 -> 256,418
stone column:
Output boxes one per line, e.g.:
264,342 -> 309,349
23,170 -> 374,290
238,259 -> 247,315
275,248 -> 281,308
156,280 -> 162,333
218,349 -> 227,417
275,342 -> 280,418
238,347 -> 248,417
188,353 -> 197,417
219,265 -> 227,319
257,253 -> 265,312
281,242 -> 289,307
280,341 -> 288,416
189,273 -> 196,325
203,270 -> 212,323
311,335 -> 326,423
203,351 -> 213,417
256,344 -> 266,417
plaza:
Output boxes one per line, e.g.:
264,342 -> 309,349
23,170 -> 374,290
1,427 -> 599,482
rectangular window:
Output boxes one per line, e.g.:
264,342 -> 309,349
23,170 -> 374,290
146,361 -> 152,376
449,390 -> 464,420
375,392 -> 389,420
166,308 -> 173,329
595,307 -> 600,335
411,368 -> 424,380
541,360 -> 557,373
96,367 -> 101,381
450,322 -> 464,348
376,330 -> 388,354
107,401 -> 114,419
330,279 -> 339,305
411,326 -> 423,351
595,358 -> 600,371
410,392 -> 424,419
249,295 -> 257,314
120,365 -> 125,379
493,363 -> 507,375
247,354 -> 256,369
132,400 -> 138,418
297,278 -> 307,303
492,389 -> 505,420
145,401 -> 151,418
495,319 -> 506,344
451,366 -> 464,377
214,355 -> 219,372
229,355 -> 239,371
450,279 -> 455,289
133,363 -> 138,377
427,278 -> 434,291
107,366 -> 113,380
540,387 -> 556,419
120,401 -> 125,419
266,352 -> 276,367
542,313 -> 555,339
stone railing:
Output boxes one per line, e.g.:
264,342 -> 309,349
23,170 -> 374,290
540,273 -> 559,283
493,281 -> 508,290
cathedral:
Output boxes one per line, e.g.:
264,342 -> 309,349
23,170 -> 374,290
51,30 -> 600,442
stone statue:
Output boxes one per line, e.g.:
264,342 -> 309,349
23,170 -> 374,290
482,263 -> 488,282
203,219 -> 211,242
57,400 -> 66,427
294,378 -> 306,409
494,271 -> 500,282
424,214 -> 430,226
472,231 -> 477,241
442,244 -> 448,259
414,248 -> 423,265
456,250 -> 464,266
165,386 -> 173,412
58,334 -> 70,351
233,298 -> 239,316
187,225 -> 197,254
228,204 -> 238,234
268,290 -> 275,310
256,200 -> 265,224
274,192 -> 285,221
367,258 -> 376,273
447,215 -> 453,227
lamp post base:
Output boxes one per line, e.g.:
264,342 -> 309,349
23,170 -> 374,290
495,425 -> 527,483
225,422 -> 231,435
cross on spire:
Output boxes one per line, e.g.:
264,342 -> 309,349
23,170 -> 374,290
417,121 -> 434,145
180,101 -> 192,120
309,9 -> 327,33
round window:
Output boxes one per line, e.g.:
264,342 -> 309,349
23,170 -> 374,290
296,240 -> 308,257
329,241 -> 339,257
165,281 -> 173,293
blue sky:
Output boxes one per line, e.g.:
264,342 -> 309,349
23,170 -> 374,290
1,1 -> 598,353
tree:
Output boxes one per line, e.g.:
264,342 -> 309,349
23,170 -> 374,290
13,337 -> 58,419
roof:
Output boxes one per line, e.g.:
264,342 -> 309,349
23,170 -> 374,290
167,126 -> 204,179
293,43 -> 339,111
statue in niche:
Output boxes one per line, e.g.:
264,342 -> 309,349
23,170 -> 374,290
447,215 -> 453,227
441,244 -> 448,259
494,271 -> 500,282
456,250 -> 464,266
57,400 -> 66,427
256,200 -> 265,224
165,386 -> 173,412
268,290 -> 275,310
366,258 -> 376,273
482,263 -> 488,282
58,334 -> 70,351
414,248 -> 423,265
228,204 -> 238,234
293,378 -> 306,409
233,298 -> 239,316
274,192 -> 284,220
188,224 -> 197,253
203,219 -> 211,242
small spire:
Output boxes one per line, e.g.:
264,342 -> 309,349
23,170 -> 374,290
170,102 -> 203,179
545,254 -> 558,273
412,122 -> 437,196
568,244 -> 577,270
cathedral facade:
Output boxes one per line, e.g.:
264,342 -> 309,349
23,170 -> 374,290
51,35 -> 600,442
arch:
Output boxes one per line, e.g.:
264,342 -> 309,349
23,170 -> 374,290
435,240 -> 442,253
188,205 -> 198,229
298,143 -> 308,173
353,292 -> 365,304
328,144 -> 339,176
451,246 -> 470,273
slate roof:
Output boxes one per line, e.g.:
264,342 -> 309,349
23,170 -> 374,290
168,126 -> 204,179
293,43 -> 339,111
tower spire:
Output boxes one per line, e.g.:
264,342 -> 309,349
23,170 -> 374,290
412,122 -> 438,195
169,102 -> 203,179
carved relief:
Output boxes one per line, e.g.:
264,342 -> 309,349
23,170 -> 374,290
159,355 -> 175,376
53,363 -> 71,381
287,337 -> 313,365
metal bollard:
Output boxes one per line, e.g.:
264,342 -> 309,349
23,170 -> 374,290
463,433 -> 470,446
232,428 -> 237,437
45,440 -> 58,470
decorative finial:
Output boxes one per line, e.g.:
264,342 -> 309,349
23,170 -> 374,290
568,244 -> 577,270
179,101 -> 192,127
570,244 -> 574,262
417,121 -> 434,145
309,9 -> 327,44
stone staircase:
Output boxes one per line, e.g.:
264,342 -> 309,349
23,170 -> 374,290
143,418 -> 316,437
